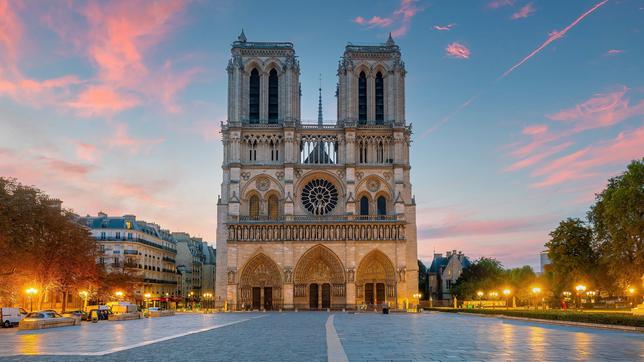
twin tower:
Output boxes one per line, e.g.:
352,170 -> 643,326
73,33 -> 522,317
215,31 -> 418,310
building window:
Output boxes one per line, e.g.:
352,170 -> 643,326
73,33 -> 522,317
375,72 -> 384,123
377,196 -> 387,216
249,140 -> 257,161
359,143 -> 368,163
268,68 -> 278,123
115,232 -> 120,239
267,195 -> 279,219
270,140 -> 279,161
377,141 -> 384,163
359,196 -> 369,216
249,195 -> 260,218
127,233 -> 132,240
446,280 -> 452,290
100,232 -> 106,240
358,71 -> 367,123
249,68 -> 260,122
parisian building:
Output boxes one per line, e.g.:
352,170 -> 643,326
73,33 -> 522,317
215,31 -> 418,310
80,212 -> 179,301
174,232 -> 217,300
428,250 -> 471,304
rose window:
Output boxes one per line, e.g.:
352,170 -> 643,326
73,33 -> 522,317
301,179 -> 338,215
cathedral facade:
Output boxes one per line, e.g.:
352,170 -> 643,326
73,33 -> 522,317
214,32 -> 418,310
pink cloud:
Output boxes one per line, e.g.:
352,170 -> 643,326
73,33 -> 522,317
504,141 -> 573,172
511,3 -> 535,20
488,0 -> 515,9
445,42 -> 471,59
353,0 -> 422,38
522,124 -> 548,135
605,49 -> 623,56
75,142 -> 98,162
155,62 -> 202,113
501,0 -> 608,78
530,127 -> 644,188
546,85 -> 644,133
108,123 -> 164,154
0,0 -> 23,64
46,159 -> 94,176
110,182 -> 168,208
67,86 -> 140,117
433,23 -> 455,31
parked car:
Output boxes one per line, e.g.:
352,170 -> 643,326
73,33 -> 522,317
85,305 -> 111,320
62,310 -> 87,320
19,311 -> 79,330
1,307 -> 28,328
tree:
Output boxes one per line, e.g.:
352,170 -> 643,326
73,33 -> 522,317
452,257 -> 504,300
588,159 -> 644,291
0,178 -> 99,309
504,265 -> 537,303
545,218 -> 598,296
418,260 -> 428,300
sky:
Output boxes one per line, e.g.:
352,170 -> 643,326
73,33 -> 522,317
1,0 -> 643,269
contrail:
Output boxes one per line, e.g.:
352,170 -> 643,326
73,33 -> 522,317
422,0 -> 609,137
500,0 -> 609,78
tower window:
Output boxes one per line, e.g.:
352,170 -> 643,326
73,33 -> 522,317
377,196 -> 387,216
360,196 -> 370,216
249,140 -> 257,161
267,195 -> 279,219
358,71 -> 367,123
249,68 -> 260,122
270,140 -> 279,161
375,72 -> 384,124
268,69 -> 278,123
249,195 -> 260,218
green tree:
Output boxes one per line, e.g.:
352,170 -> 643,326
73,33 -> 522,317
588,159 -> 644,292
504,265 -> 538,302
418,260 -> 428,300
452,257 -> 504,300
545,218 -> 597,296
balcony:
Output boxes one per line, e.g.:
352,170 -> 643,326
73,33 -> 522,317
162,256 -> 176,263
124,250 -> 139,255
144,278 -> 178,285
96,236 -> 176,253
235,214 -> 403,224
222,119 -> 409,130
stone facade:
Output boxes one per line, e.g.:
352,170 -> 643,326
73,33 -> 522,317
428,250 -> 471,303
215,32 -> 418,310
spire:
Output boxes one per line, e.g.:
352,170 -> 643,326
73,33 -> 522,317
238,28 -> 247,43
386,32 -> 395,46
317,74 -> 323,126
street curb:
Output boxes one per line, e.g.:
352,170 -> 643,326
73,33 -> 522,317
454,312 -> 644,333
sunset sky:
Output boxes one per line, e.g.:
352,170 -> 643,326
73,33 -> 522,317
1,0 -> 642,269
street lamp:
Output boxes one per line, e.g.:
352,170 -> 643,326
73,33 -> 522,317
502,289 -> 512,309
412,293 -> 422,311
627,287 -> 637,306
115,291 -> 124,301
144,293 -> 151,309
25,288 -> 38,312
531,287 -> 541,310
79,291 -> 89,312
575,284 -> 586,310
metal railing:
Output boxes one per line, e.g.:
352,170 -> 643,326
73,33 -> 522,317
96,237 -> 177,253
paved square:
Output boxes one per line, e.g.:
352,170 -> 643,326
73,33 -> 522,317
0,312 -> 642,361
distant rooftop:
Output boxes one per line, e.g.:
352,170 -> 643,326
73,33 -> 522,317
231,29 -> 294,50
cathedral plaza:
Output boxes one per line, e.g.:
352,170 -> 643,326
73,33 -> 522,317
1,312 -> 643,360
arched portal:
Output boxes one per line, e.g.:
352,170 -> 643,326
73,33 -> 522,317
293,245 -> 346,309
356,250 -> 396,309
238,253 -> 282,310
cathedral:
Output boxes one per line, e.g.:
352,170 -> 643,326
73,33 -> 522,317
214,31 -> 418,310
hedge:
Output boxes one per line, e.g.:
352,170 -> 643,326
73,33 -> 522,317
424,308 -> 644,328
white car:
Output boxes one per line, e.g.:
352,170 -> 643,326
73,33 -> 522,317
1,307 -> 28,328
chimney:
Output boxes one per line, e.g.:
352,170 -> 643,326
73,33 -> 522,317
433,253 -> 442,260
446,251 -> 452,257
98,211 -> 107,217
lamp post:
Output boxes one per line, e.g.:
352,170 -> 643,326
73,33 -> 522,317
489,291 -> 498,309
562,291 -> 571,310
502,289 -> 511,310
476,291 -> 484,308
144,293 -> 151,310
25,288 -> 38,312
115,291 -> 124,302
575,284 -> 586,310
79,291 -> 89,312
586,290 -> 596,305
531,287 -> 541,310
627,287 -> 636,306
412,293 -> 421,312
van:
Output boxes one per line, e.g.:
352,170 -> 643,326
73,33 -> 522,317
1,307 -> 28,327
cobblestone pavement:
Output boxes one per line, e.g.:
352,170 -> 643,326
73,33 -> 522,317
1,311 -> 642,361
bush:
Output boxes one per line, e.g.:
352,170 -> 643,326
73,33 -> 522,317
424,308 -> 644,328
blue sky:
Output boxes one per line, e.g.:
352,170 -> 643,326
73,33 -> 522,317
1,0 -> 643,269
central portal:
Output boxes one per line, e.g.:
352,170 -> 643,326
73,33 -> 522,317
321,283 -> 331,309
294,245 -> 347,310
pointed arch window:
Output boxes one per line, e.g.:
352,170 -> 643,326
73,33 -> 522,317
268,195 -> 279,219
360,196 -> 370,216
358,71 -> 367,124
268,69 -> 279,123
249,68 -> 260,122
270,140 -> 279,161
249,140 -> 257,161
375,72 -> 384,124
249,195 -> 260,218
377,196 -> 387,216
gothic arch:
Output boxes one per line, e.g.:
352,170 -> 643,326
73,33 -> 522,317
294,245 -> 345,284
372,63 -> 390,77
295,170 -> 346,198
238,253 -> 283,309
243,58 -> 264,74
355,249 -> 396,306
242,174 -> 284,200
355,174 -> 393,197
264,59 -> 284,74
